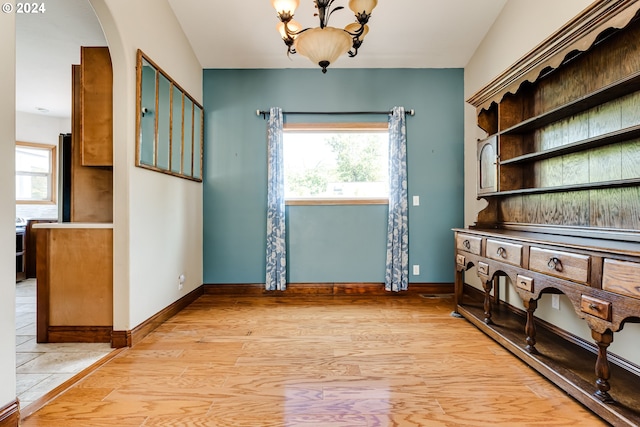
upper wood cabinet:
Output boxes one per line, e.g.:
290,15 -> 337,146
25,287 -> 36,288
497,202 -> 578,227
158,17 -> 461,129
80,47 -> 113,166
71,47 -> 113,223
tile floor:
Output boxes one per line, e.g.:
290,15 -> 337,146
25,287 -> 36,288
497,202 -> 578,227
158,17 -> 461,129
15,279 -> 114,408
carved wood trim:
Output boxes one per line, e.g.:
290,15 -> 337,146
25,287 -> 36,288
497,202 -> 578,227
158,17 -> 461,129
0,400 -> 19,427
468,0 -> 640,111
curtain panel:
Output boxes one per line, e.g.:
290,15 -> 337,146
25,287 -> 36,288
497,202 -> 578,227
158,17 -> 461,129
385,106 -> 409,292
265,107 -> 287,291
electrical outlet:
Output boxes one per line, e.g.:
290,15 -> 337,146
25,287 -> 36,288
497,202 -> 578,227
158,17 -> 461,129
412,196 -> 420,206
413,265 -> 420,275
551,294 -> 560,310
178,274 -> 185,290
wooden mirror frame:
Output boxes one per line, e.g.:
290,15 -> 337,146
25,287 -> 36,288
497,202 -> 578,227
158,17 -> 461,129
135,49 -> 203,182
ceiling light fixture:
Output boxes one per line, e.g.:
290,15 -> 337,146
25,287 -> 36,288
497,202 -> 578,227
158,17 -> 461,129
272,0 -> 378,73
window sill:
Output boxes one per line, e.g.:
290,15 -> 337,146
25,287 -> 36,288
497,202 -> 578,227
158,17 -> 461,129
16,200 -> 56,205
286,198 -> 389,206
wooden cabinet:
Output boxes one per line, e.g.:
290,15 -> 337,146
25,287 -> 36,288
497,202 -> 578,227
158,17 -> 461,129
71,47 -> 113,223
81,46 -> 113,166
34,223 -> 113,344
456,3 -> 640,426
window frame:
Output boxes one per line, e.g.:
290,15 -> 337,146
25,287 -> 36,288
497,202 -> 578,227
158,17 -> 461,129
15,141 -> 57,205
283,122 -> 389,206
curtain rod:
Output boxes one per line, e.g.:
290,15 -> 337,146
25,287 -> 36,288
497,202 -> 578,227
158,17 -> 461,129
256,109 -> 415,120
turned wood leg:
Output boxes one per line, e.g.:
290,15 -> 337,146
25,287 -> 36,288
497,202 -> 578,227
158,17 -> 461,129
451,268 -> 464,318
591,329 -> 614,403
483,279 -> 493,325
523,299 -> 538,354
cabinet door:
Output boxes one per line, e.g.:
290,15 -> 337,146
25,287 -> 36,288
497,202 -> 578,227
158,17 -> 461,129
478,136 -> 497,194
81,47 -> 113,166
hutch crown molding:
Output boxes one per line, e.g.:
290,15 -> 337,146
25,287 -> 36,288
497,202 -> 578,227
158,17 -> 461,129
456,1 -> 640,425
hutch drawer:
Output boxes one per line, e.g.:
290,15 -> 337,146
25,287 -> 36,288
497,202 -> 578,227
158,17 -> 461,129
486,238 -> 523,266
529,247 -> 590,284
516,274 -> 534,293
456,234 -> 482,255
580,295 -> 612,321
602,259 -> 640,299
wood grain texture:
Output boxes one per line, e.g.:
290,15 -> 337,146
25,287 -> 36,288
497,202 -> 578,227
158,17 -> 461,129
46,228 -> 113,327
620,91 -> 640,128
561,191 -> 589,226
21,294 -> 606,426
590,189 -> 622,229
529,246 -> 590,284
0,399 -> 19,427
621,138 -> 640,179
81,47 -> 113,166
71,64 -> 113,223
499,195 -> 523,223
621,187 -> 640,229
602,258 -> 640,299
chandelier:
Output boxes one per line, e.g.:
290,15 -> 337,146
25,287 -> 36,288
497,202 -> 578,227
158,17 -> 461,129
271,0 -> 378,73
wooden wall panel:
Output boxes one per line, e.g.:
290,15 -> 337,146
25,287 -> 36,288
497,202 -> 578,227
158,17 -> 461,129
589,145 -> 622,183
621,92 -> 640,128
499,196 -> 523,223
621,187 -> 640,229
589,101 -> 622,138
539,193 -> 564,225
562,191 -> 589,227
621,139 -> 640,179
562,152 -> 588,185
590,189 -> 622,228
522,194 -> 542,224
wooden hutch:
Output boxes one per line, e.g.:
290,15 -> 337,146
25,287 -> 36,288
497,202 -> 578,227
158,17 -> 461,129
455,2 -> 640,425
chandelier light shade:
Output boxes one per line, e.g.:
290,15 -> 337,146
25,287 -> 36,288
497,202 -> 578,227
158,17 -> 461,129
295,27 -> 353,71
272,0 -> 378,73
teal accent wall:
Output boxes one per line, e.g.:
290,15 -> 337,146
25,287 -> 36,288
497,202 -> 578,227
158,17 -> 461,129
203,68 -> 464,284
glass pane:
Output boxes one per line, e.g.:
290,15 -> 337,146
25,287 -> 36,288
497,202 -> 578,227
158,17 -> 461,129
183,99 -> 193,177
139,58 -> 157,166
157,75 -> 171,170
171,86 -> 183,174
283,131 -> 388,199
480,143 -> 496,190
16,146 -> 50,173
193,105 -> 202,180
16,174 -> 49,201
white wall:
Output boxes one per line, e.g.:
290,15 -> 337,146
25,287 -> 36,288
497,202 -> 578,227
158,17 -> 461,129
464,0 -> 640,365
15,111 -> 71,220
0,3 -> 17,409
89,0 -> 203,330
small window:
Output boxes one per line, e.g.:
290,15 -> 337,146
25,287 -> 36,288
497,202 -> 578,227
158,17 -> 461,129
283,123 -> 389,205
16,142 -> 56,204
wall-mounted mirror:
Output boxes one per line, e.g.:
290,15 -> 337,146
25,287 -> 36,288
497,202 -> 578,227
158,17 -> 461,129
136,50 -> 203,181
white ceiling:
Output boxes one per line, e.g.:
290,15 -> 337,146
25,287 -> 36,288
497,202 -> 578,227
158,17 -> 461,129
16,0 -> 507,119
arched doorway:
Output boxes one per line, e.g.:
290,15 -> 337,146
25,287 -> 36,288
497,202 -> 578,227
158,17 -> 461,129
15,0 -> 114,412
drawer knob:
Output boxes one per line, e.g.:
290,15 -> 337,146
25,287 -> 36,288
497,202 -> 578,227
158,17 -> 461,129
547,257 -> 563,272
589,303 -> 598,310
463,240 -> 471,250
496,247 -> 507,258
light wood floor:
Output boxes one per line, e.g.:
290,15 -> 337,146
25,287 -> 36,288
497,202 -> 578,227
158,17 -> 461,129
21,293 -> 607,426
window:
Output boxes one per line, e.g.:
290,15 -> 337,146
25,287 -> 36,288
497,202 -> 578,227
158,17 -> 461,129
16,142 -> 56,204
283,123 -> 389,204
